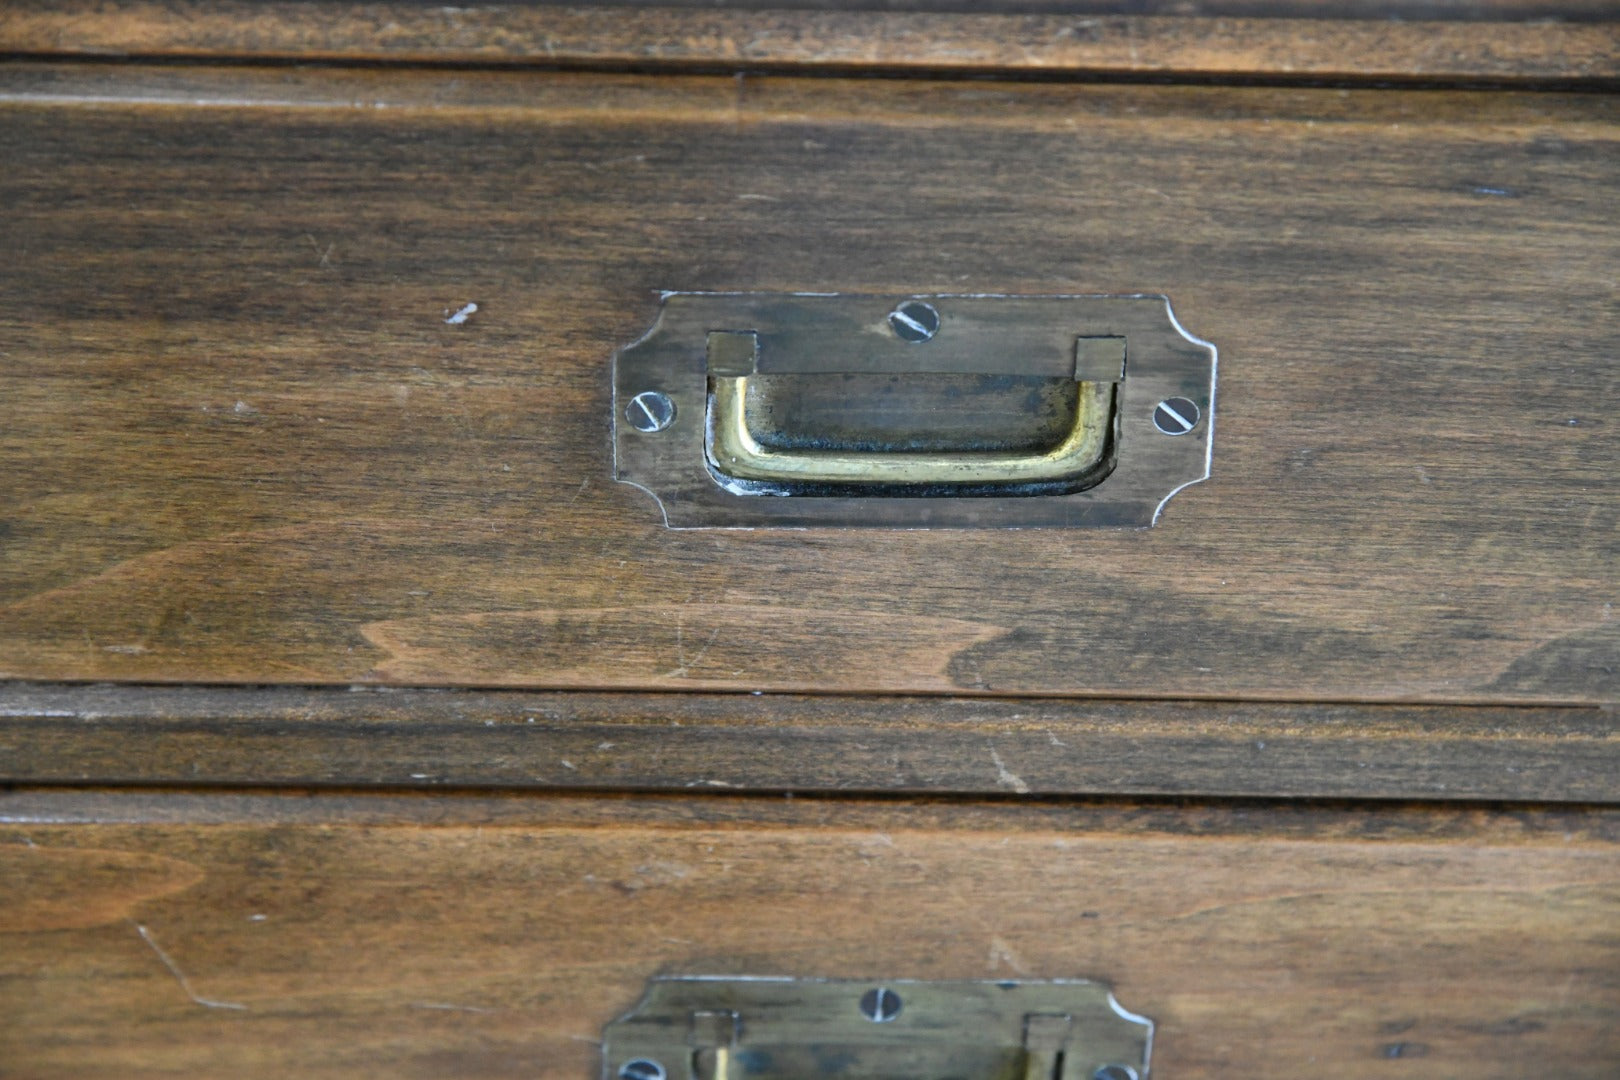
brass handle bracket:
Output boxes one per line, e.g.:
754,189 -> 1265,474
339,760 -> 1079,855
602,976 -> 1154,1080
614,293 -> 1216,528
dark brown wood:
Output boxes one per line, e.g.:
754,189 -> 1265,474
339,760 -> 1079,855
3,13 -> 1615,1077
2,789 -> 1618,1079
3,683 -> 1617,802
1,63 -> 1617,704
2,2 -> 1618,83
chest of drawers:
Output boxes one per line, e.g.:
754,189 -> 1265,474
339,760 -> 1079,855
2,3 -> 1617,1076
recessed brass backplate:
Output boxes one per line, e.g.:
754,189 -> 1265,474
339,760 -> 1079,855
602,976 -> 1154,1080
613,293 -> 1215,528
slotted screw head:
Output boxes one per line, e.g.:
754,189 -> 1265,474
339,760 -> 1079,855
888,301 -> 940,343
859,986 -> 903,1023
617,1059 -> 666,1080
1093,1065 -> 1139,1080
1152,396 -> 1200,435
625,391 -> 676,433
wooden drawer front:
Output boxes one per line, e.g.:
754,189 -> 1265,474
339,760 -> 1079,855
4,792 -> 1619,1079
2,64 -> 1617,705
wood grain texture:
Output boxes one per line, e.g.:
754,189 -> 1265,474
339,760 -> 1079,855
4,683 -> 1618,801
3,1 -> 1618,83
1,64 -> 1617,704
2,789 -> 1618,1078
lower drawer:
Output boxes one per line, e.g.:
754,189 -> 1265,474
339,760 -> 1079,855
3,790 -> 1616,1079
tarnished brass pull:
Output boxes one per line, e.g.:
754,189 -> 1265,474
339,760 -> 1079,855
706,374 -> 1115,490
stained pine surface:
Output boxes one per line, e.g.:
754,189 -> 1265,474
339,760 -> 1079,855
2,65 -> 1616,703
3,792 -> 1618,1080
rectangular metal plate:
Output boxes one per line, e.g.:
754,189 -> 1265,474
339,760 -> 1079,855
614,293 -> 1216,528
602,977 -> 1154,1080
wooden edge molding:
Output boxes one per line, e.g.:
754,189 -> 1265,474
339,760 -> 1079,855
5,60 -> 1610,127
2,683 -> 1615,803
1,2 -> 1616,83
3,787 -> 1619,843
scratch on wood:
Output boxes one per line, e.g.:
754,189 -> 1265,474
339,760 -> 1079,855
411,1001 -> 495,1014
133,922 -> 247,1011
665,620 -> 722,680
988,935 -> 1033,975
304,233 -> 335,268
989,746 -> 1031,794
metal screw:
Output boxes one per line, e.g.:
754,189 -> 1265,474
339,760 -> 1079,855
625,391 -> 676,433
617,1059 -> 666,1080
1093,1066 -> 1139,1080
859,986 -> 903,1023
1152,396 -> 1200,435
888,300 -> 940,343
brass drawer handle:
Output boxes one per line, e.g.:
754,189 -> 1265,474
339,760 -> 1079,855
603,977 -> 1153,1080
614,293 -> 1216,529
706,373 -> 1116,489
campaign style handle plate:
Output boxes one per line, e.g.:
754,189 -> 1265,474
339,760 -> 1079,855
602,976 -> 1154,1080
614,293 -> 1215,529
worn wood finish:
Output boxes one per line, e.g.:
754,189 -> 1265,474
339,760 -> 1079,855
4,683 -> 1618,801
2,63 -> 1617,704
4,2 -> 1619,83
5,9 -> 1615,1077
1,789 -> 1617,1079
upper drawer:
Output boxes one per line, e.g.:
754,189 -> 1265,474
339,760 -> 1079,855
1,64 -> 1615,704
